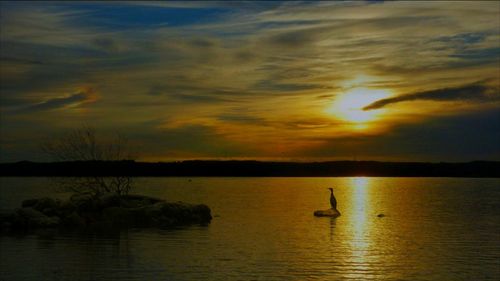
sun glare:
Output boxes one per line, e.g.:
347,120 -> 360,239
327,87 -> 392,127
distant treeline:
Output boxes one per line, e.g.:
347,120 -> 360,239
1,160 -> 499,177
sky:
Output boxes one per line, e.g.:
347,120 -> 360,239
0,1 -> 499,162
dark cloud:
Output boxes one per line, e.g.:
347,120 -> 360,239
316,94 -> 334,99
267,29 -> 318,48
233,51 -> 256,63
0,96 -> 31,107
451,47 -> 500,61
16,88 -> 97,113
254,80 -> 320,92
436,32 -> 487,45
137,124 -> 248,159
303,108 -> 500,161
172,93 -> 235,103
217,114 -> 266,124
147,85 -> 168,96
0,41 -> 101,98
190,38 -> 215,48
0,56 -> 44,65
0,120 -> 60,162
363,82 -> 499,110
92,37 -> 119,52
147,85 -> 237,103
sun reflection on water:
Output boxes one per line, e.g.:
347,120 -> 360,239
352,177 -> 369,235
346,177 -> 374,278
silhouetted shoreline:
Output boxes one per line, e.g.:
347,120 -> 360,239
0,195 -> 212,232
1,160 -> 499,178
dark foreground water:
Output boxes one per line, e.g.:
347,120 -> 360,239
1,177 -> 499,281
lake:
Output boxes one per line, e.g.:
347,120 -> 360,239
1,177 -> 499,280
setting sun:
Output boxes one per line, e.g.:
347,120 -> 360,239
327,87 -> 392,126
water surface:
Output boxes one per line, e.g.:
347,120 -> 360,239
1,177 -> 499,280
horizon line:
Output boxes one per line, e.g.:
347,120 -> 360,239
2,159 -> 499,164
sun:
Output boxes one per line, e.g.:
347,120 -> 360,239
327,87 -> 391,126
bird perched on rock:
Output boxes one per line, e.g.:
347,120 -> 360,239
328,187 -> 337,209
313,188 -> 341,217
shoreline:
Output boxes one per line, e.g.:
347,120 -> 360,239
1,160 -> 499,178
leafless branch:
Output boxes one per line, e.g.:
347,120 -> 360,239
42,126 -> 137,197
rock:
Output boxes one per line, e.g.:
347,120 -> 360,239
158,202 -> 212,226
70,194 -> 97,212
21,199 -> 39,208
314,208 -> 341,217
1,195 -> 212,232
72,196 -> 99,213
121,194 -> 163,204
377,213 -> 385,218
141,202 -> 165,220
33,198 -> 60,212
101,201 -> 212,227
22,197 -> 63,218
14,207 -> 60,228
98,194 -> 122,208
98,194 -> 164,209
58,201 -> 76,215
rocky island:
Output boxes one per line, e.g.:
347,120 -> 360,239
0,194 -> 212,232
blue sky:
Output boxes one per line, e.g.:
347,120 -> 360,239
1,1 -> 499,162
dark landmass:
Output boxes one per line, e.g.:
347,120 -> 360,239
0,194 -> 212,233
1,160 -> 499,177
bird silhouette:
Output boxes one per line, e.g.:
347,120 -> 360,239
313,187 -> 340,217
328,188 -> 337,209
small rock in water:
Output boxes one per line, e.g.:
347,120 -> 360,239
377,213 -> 385,218
314,208 -> 341,218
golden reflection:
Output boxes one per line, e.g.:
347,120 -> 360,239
351,177 -> 369,246
345,177 -> 375,277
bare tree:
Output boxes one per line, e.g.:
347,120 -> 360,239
42,126 -> 136,197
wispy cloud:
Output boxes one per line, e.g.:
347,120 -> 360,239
16,88 -> 97,113
0,1 -> 499,161
363,81 -> 499,110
